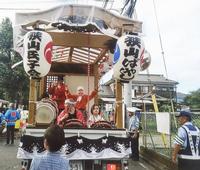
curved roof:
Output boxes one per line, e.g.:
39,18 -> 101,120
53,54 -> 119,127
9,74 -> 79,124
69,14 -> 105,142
13,4 -> 142,66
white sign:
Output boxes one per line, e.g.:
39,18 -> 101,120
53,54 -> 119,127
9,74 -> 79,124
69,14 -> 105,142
156,112 -> 170,135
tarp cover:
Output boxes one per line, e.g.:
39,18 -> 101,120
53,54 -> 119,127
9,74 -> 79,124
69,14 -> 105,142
13,4 -> 142,56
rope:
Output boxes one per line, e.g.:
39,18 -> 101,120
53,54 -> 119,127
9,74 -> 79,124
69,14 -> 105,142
152,0 -> 177,128
87,33 -> 90,115
152,0 -> 168,78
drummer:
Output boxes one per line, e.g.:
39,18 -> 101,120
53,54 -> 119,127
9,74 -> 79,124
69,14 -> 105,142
65,86 -> 98,121
87,104 -> 104,127
48,76 -> 66,113
57,99 -> 86,127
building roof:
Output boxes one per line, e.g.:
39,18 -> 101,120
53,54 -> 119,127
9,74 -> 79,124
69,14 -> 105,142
132,74 -> 178,86
100,71 -> 178,86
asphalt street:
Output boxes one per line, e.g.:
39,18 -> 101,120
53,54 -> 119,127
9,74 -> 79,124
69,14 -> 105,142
0,138 -> 21,170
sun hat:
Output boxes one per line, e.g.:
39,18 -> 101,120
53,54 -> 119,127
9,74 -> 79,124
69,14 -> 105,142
127,107 -> 141,113
176,110 -> 192,120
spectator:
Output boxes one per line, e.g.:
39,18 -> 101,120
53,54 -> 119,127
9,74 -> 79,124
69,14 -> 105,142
172,110 -> 200,170
5,103 -> 20,145
0,111 -> 6,133
30,124 -> 69,170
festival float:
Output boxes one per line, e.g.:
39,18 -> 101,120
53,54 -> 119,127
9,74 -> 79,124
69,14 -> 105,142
13,1 -> 151,169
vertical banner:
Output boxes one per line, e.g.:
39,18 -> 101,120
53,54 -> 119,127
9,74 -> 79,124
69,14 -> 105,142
113,34 -> 145,81
23,31 -> 53,79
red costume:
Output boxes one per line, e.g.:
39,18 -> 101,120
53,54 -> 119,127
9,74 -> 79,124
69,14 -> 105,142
48,83 -> 66,111
66,90 -> 97,111
57,109 -> 86,126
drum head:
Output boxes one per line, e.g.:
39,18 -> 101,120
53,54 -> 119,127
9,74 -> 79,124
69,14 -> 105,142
36,103 -> 56,124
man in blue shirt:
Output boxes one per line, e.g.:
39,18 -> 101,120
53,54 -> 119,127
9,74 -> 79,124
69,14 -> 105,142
0,111 -> 6,133
5,103 -> 20,144
30,124 -> 69,170
172,110 -> 200,170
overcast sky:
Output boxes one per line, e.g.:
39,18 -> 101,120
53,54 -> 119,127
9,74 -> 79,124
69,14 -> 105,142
136,0 -> 200,94
0,0 -> 199,94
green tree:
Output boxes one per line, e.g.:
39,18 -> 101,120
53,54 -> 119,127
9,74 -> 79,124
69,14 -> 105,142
184,88 -> 200,109
0,18 -> 29,106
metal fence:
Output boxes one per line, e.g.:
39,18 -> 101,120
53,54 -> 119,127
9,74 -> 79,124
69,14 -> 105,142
140,112 -> 200,158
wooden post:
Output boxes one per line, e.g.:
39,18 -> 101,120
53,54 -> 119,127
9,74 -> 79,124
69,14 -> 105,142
28,79 -> 37,125
39,77 -> 45,98
115,79 -> 123,128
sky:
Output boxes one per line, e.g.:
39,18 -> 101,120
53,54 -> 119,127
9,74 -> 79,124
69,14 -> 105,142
0,0 -> 199,94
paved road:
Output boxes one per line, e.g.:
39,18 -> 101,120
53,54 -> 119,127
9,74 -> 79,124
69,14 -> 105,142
0,138 -> 21,170
0,137 -> 155,170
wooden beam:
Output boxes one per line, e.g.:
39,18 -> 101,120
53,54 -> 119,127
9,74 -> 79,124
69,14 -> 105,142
28,79 -> 37,125
115,79 -> 123,128
79,47 -> 100,55
48,32 -> 113,49
94,48 -> 109,64
68,47 -> 74,62
73,49 -> 97,59
50,62 -> 94,75
39,77 -> 45,98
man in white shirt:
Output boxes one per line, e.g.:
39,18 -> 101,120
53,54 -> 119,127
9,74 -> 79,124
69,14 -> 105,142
127,107 -> 140,161
172,110 -> 200,170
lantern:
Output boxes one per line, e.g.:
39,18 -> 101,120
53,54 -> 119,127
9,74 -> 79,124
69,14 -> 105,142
140,50 -> 151,71
113,34 -> 145,81
23,31 -> 53,79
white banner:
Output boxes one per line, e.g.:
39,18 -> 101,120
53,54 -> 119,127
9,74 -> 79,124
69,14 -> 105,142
156,112 -> 170,135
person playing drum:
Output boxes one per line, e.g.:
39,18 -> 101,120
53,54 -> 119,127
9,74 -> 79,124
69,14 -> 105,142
57,99 -> 86,127
48,76 -> 66,113
65,86 -> 98,121
87,104 -> 104,128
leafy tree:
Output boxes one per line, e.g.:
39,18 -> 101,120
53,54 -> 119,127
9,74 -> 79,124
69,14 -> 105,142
184,88 -> 200,109
0,18 -> 29,106
159,104 -> 172,112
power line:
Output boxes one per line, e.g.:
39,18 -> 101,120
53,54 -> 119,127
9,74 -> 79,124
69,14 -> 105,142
152,0 -> 168,79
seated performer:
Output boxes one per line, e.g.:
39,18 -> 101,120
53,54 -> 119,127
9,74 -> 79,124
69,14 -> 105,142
48,76 -> 66,113
87,104 -> 104,127
65,86 -> 98,120
57,99 -> 86,127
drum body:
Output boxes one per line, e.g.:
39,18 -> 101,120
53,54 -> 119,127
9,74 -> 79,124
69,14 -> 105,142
91,121 -> 112,129
36,99 -> 58,124
64,119 -> 84,128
